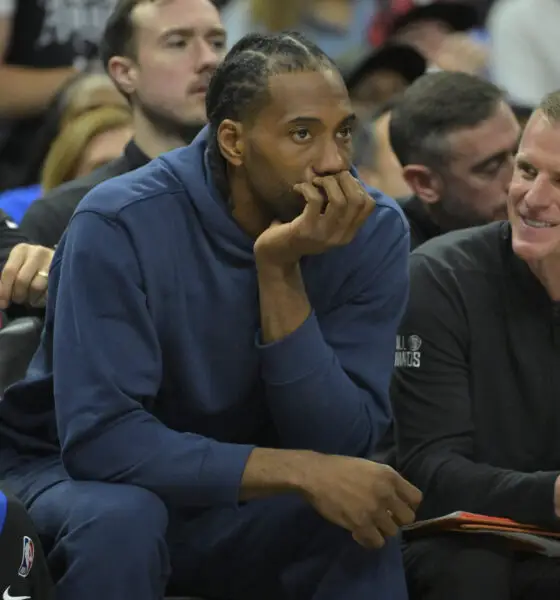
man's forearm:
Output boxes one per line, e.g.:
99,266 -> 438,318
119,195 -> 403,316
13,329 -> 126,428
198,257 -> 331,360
255,257 -> 382,457
405,451 -> 560,527
256,259 -> 311,343
0,65 -> 77,117
239,447 -> 317,500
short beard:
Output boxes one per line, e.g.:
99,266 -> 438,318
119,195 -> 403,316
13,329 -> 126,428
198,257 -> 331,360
432,190 -> 490,232
138,99 -> 205,145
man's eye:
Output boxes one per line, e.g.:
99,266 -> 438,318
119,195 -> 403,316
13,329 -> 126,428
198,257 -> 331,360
337,126 -> 353,139
291,129 -> 311,142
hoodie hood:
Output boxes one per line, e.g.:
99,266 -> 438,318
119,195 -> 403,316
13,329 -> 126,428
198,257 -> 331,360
162,126 -> 256,263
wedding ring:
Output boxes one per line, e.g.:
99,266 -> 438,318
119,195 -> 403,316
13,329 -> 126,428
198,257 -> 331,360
37,270 -> 49,278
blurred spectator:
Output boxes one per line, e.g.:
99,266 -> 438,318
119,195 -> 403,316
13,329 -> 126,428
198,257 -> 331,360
20,0 -> 226,249
372,1 -> 488,75
343,43 -> 426,117
370,101 -> 411,198
0,0 -> 117,190
352,100 -> 411,200
389,71 -> 519,250
13,72 -> 128,195
221,0 -> 379,62
488,0 -> 560,108
0,73 -> 126,223
49,72 -> 129,131
352,118 -> 378,187
41,106 -> 133,192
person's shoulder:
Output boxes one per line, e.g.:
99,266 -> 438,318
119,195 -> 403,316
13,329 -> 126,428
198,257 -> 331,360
75,152 -> 186,219
362,186 -> 409,242
30,158 -> 129,218
412,221 -> 507,274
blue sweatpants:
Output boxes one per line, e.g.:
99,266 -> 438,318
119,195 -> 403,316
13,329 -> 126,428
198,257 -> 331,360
0,453 -> 408,600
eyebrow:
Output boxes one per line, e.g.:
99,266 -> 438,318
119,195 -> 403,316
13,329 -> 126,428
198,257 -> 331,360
285,113 -> 357,127
517,155 -> 560,179
161,26 -> 226,40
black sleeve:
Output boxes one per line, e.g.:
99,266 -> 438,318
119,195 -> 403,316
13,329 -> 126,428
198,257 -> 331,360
0,492 -> 54,599
19,191 -> 72,248
0,214 -> 29,271
391,252 -> 559,527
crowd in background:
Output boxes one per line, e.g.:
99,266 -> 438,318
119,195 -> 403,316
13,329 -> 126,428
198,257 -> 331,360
0,0 -> 555,223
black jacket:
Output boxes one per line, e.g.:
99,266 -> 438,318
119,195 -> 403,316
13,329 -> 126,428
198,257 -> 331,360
20,141 -> 149,247
392,221 -> 560,527
0,211 -> 28,272
398,195 -> 442,251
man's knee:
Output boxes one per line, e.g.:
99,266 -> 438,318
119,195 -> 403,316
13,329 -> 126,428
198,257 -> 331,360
63,483 -> 168,552
32,480 -> 169,577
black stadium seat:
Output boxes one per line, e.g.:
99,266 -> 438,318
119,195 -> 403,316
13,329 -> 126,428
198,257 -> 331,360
0,316 -> 42,394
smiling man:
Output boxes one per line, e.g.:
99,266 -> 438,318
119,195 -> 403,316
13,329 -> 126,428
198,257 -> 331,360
0,31 -> 420,600
392,90 -> 560,599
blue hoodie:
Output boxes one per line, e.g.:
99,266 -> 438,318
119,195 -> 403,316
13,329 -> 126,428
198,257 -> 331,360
0,128 -> 409,509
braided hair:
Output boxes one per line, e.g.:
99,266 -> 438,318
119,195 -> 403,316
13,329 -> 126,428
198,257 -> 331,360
205,31 -> 339,195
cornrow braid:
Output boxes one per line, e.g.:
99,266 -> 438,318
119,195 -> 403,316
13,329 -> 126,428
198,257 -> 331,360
205,31 -> 338,197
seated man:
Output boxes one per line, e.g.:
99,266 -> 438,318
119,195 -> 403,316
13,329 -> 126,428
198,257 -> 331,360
392,91 -> 560,599
19,0 -> 224,249
0,31 -> 421,600
389,70 -> 520,250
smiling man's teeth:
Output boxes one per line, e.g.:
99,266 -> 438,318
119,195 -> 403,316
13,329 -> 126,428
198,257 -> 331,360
523,217 -> 554,228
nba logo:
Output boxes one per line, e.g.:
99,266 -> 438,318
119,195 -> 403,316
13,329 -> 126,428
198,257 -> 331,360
18,536 -> 35,578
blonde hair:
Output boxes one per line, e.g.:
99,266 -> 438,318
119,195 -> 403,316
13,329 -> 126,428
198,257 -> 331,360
41,105 -> 132,192
249,0 -> 303,31
60,73 -> 127,128
539,90 -> 560,124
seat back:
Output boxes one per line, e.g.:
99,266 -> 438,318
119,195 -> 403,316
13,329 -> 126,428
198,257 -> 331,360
0,317 -> 43,393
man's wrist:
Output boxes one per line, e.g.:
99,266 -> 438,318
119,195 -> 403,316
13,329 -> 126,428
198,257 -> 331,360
255,255 -> 304,291
254,251 -> 300,274
239,448 -> 321,500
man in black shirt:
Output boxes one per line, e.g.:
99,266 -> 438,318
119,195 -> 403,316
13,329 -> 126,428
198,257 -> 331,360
389,70 -> 520,250
20,0 -> 226,248
392,92 -> 560,598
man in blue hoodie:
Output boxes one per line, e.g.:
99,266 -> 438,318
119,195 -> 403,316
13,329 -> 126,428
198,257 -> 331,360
0,31 -> 420,600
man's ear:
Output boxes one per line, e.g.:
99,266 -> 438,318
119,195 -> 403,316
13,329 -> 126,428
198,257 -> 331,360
107,55 -> 137,97
402,164 -> 442,204
217,119 -> 244,167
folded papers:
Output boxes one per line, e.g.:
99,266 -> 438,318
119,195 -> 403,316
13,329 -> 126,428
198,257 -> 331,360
403,511 -> 560,557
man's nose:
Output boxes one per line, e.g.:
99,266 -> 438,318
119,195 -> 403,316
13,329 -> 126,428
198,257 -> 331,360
196,39 -> 222,72
524,174 -> 554,210
313,141 -> 347,177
